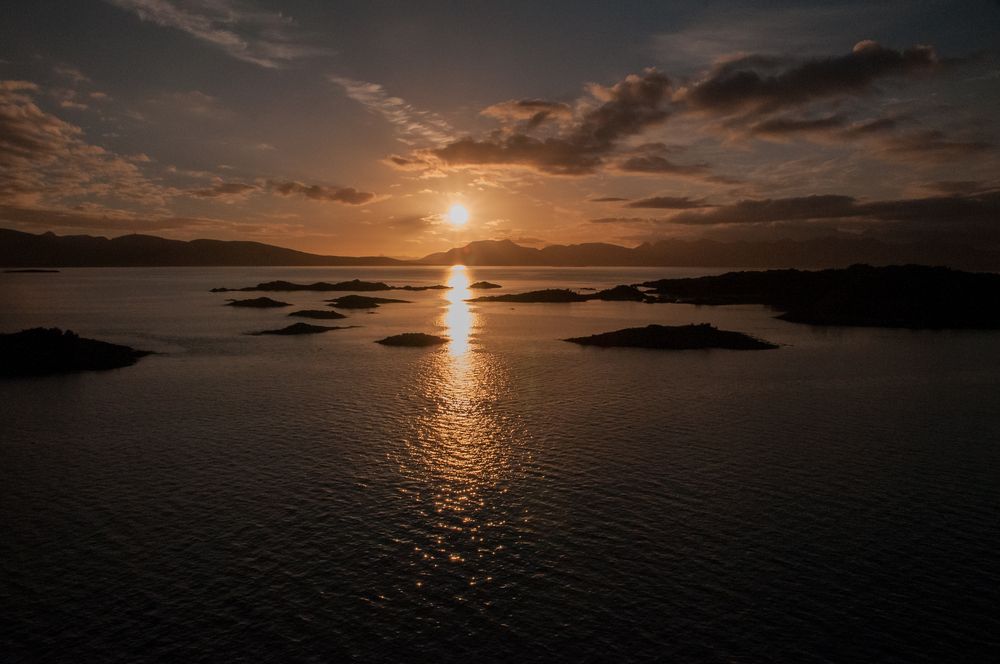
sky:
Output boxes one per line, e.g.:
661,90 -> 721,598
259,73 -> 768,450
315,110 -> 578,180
2,0 -> 999,257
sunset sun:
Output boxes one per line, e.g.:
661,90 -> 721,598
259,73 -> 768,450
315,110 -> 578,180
446,203 -> 469,227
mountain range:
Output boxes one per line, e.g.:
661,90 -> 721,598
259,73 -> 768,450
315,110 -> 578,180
2,228 -> 998,270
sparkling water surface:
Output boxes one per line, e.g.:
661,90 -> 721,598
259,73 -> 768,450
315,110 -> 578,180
2,266 -> 999,662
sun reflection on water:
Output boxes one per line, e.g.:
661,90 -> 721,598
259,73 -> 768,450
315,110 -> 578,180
442,265 -> 474,356
386,265 -> 531,603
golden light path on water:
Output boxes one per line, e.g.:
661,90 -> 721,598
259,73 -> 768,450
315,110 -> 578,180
387,265 -> 531,604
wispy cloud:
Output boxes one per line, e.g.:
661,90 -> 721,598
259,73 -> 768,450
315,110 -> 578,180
329,75 -> 454,146
106,0 -> 331,68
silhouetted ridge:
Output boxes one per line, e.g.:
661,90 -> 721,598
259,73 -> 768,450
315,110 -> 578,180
225,297 -> 291,308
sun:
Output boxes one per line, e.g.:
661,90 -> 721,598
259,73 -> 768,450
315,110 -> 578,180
446,203 -> 469,227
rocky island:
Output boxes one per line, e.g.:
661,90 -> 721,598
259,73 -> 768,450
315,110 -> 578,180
468,288 -> 591,303
326,295 -> 410,309
469,281 -> 502,289
288,309 -> 347,319
375,333 -> 449,347
212,279 -> 447,292
565,324 -> 778,350
1,328 -> 152,377
248,323 -> 354,336
225,297 -> 292,308
469,285 -> 650,303
640,264 -> 1000,328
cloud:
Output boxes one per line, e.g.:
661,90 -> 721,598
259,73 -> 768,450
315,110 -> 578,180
330,76 -> 454,146
625,196 -> 709,209
267,180 -> 378,205
481,99 -> 573,129
678,41 -> 943,116
0,80 -> 168,206
589,196 -> 629,202
419,69 -> 673,175
106,0 -> 330,69
189,181 -> 256,198
667,191 -> 1000,228
874,129 -> 992,163
146,90 -> 231,119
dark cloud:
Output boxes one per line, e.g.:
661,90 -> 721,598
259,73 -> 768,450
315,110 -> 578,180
625,196 -> 709,209
668,191 -> 1000,228
268,181 -> 378,205
589,196 -> 630,202
680,41 -> 942,116
749,114 -> 848,137
424,69 -> 673,175
875,130 -> 992,163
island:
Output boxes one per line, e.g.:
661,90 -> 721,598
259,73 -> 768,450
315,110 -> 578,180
469,281 -> 502,289
288,309 -> 347,319
211,279 -> 447,292
326,295 -> 411,309
248,323 -> 354,336
564,324 -> 778,350
468,288 -> 591,303
375,333 -> 449,347
1,328 -> 152,377
468,285 -> 649,303
225,297 -> 292,308
639,264 -> 1000,328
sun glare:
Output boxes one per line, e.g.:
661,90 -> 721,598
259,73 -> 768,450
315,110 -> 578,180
447,203 -> 469,227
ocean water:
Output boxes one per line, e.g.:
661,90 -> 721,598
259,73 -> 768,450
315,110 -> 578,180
2,266 -> 999,663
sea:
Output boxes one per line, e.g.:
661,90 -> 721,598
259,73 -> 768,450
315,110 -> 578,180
2,266 -> 999,662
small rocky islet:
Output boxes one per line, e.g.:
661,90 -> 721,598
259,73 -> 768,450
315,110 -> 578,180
469,281 -> 502,289
326,295 -> 411,309
248,322 -> 355,336
468,285 -> 649,303
225,297 -> 291,308
375,333 -> 449,347
1,328 -> 152,377
565,324 -> 778,351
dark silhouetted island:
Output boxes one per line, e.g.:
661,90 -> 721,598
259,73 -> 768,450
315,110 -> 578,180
469,281 -> 502,289
565,324 -> 778,350
211,279 -> 447,292
469,285 -> 650,303
4,268 -> 60,273
248,323 -> 354,336
326,295 -> 410,309
1,328 -> 152,377
469,289 -> 591,303
288,309 -> 347,319
640,264 -> 1000,328
225,297 -> 292,308
592,285 -> 649,301
375,333 -> 449,346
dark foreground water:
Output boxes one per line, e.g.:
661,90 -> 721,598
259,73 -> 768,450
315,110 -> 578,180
2,266 -> 999,662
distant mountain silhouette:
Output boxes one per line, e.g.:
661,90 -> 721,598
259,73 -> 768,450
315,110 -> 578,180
3,228 -> 999,269
0,229 -> 405,267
